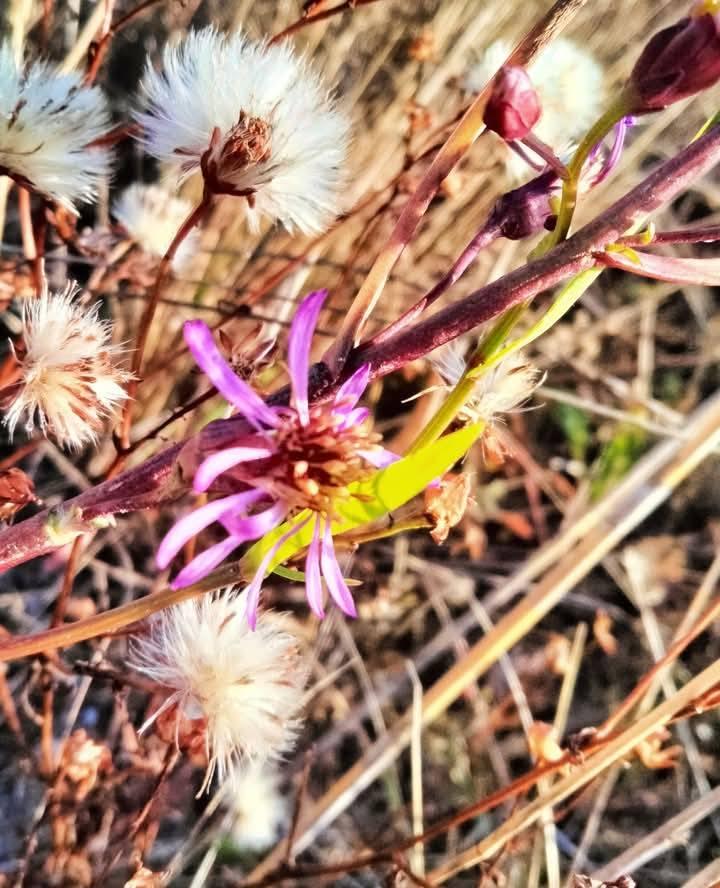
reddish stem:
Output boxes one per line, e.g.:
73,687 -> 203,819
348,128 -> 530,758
0,125 -> 719,574
116,193 -> 212,452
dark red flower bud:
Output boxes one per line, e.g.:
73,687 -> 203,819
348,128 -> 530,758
629,12 -> 720,112
489,170 -> 559,240
483,65 -> 542,141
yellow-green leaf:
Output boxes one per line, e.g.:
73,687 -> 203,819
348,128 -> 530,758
241,422 -> 484,580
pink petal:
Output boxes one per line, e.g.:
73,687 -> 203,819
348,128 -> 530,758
156,491 -> 261,569
171,535 -> 244,588
220,499 -> 288,540
591,115 -> 634,187
184,320 -> 279,429
193,446 -> 275,493
287,290 -> 327,426
336,407 -> 369,431
358,447 -> 399,469
304,515 -> 325,619
334,364 -> 370,412
320,520 -> 357,618
243,514 -> 312,630
597,249 -> 720,286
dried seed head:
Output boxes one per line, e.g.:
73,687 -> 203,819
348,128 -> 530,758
112,183 -> 200,269
136,27 -> 350,233
0,41 -> 112,208
129,588 -> 308,792
3,283 -> 131,450
431,342 -> 543,427
228,762 -> 288,851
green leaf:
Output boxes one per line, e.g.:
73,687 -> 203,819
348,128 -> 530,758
241,422 -> 484,579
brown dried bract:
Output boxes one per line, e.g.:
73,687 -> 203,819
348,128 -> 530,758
0,467 -> 37,521
424,472 -> 473,544
571,876 -> 635,888
593,609 -> 618,656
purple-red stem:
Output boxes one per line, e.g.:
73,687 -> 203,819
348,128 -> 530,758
1,125 -> 719,574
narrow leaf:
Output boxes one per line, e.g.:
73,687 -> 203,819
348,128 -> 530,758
597,249 -> 720,286
242,422 -> 484,579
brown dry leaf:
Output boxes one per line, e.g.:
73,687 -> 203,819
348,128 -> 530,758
571,876 -> 636,888
528,721 -> 564,765
424,472 -> 473,544
545,632 -> 572,676
59,730 -> 112,801
406,100 -> 434,134
594,609 -> 618,656
124,866 -> 165,887
634,727 -> 683,770
496,508 -> 534,540
408,29 -> 436,62
0,467 -> 37,521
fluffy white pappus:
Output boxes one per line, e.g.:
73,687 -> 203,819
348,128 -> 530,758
466,37 -> 605,180
129,588 -> 308,792
112,183 -> 199,269
135,27 -> 350,235
432,341 -> 543,426
228,762 -> 288,852
0,41 -> 112,208
4,283 -> 131,450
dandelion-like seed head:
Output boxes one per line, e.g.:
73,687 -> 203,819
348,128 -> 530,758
129,588 -> 307,792
136,27 -> 350,234
432,341 -> 543,426
0,41 -> 112,208
112,183 -> 200,269
228,762 -> 288,852
466,37 -> 604,179
3,283 -> 131,449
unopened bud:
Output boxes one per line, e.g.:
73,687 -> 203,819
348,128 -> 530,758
483,66 -> 542,141
628,11 -> 720,112
489,169 -> 559,240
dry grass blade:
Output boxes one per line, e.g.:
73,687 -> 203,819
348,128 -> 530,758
249,388 -> 720,877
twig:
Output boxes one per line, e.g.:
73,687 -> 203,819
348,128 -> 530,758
269,0 -> 384,45
326,0 -> 590,371
592,784 -> 720,882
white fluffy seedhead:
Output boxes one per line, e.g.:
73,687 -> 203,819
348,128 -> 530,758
3,283 -> 131,450
135,27 -> 350,234
432,341 -> 543,426
112,183 -> 199,269
466,37 -> 605,180
129,588 -> 308,792
0,41 -> 112,208
228,762 -> 288,852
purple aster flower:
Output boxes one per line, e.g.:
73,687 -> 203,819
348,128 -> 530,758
157,289 -> 394,627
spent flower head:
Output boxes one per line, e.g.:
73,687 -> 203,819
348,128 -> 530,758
136,27 -> 350,234
0,41 -> 112,208
2,283 -> 131,450
431,341 -> 543,427
157,290 -> 394,626
112,183 -> 200,269
129,588 -> 307,792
